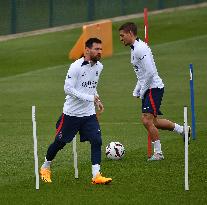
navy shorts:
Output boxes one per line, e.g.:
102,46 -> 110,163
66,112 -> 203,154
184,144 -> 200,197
142,88 -> 164,117
55,114 -> 102,145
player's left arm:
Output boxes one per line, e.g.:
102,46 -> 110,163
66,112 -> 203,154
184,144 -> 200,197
94,66 -> 104,117
94,95 -> 104,121
95,99 -> 104,113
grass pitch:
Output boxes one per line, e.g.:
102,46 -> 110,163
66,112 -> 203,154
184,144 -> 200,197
0,6 -> 207,205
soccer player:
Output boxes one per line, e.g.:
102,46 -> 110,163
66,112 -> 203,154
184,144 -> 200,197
119,22 -> 190,161
40,38 -> 112,184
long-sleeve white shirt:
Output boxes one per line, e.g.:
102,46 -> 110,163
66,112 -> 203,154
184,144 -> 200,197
63,57 -> 103,117
131,39 -> 164,98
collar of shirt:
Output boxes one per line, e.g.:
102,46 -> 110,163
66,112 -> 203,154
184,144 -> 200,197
81,59 -> 97,67
81,61 -> 89,66
130,38 -> 139,50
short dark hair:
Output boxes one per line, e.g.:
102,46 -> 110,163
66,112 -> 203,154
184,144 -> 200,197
85,38 -> 102,48
119,22 -> 137,36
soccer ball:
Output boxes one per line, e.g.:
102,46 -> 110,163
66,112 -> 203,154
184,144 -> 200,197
105,142 -> 125,160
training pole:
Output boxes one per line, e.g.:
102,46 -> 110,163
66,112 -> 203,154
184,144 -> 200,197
144,8 -> 149,45
189,64 -> 196,140
144,8 -> 152,158
73,136 -> 78,179
184,106 -> 189,191
32,106 -> 39,190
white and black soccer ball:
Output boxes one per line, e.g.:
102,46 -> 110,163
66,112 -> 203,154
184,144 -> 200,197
105,142 -> 125,160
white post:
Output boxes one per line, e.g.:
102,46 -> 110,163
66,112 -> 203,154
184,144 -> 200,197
32,106 -> 39,189
184,106 -> 189,191
73,136 -> 78,179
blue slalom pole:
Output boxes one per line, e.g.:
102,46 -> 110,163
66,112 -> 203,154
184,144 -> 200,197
189,64 -> 196,139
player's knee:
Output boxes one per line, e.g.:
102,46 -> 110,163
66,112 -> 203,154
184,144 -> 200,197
142,119 -> 151,128
153,118 -> 158,127
91,135 -> 102,147
141,114 -> 153,128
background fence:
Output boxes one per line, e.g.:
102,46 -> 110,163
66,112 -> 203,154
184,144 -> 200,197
0,0 -> 206,35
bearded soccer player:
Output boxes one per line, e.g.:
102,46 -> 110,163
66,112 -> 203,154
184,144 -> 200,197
119,22 -> 190,161
40,38 -> 112,184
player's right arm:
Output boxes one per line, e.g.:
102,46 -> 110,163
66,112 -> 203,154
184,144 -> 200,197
133,81 -> 141,97
64,64 -> 94,102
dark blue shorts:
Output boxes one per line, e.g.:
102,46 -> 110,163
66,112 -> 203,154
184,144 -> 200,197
55,114 -> 102,144
142,88 -> 164,117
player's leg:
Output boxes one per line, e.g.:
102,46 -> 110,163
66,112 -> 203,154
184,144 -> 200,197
150,87 -> 190,140
40,114 -> 78,183
141,113 -> 164,160
142,113 -> 159,142
141,88 -> 164,161
80,115 -> 112,184
90,134 -> 112,184
153,118 -> 174,130
40,139 -> 66,183
153,115 -> 191,142
153,117 -> 184,134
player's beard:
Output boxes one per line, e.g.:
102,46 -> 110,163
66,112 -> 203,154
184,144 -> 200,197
91,54 -> 101,62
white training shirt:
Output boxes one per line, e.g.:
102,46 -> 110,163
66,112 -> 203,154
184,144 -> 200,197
63,57 -> 103,117
131,39 -> 164,97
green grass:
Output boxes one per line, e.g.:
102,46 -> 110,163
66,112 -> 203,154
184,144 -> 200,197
0,6 -> 207,205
